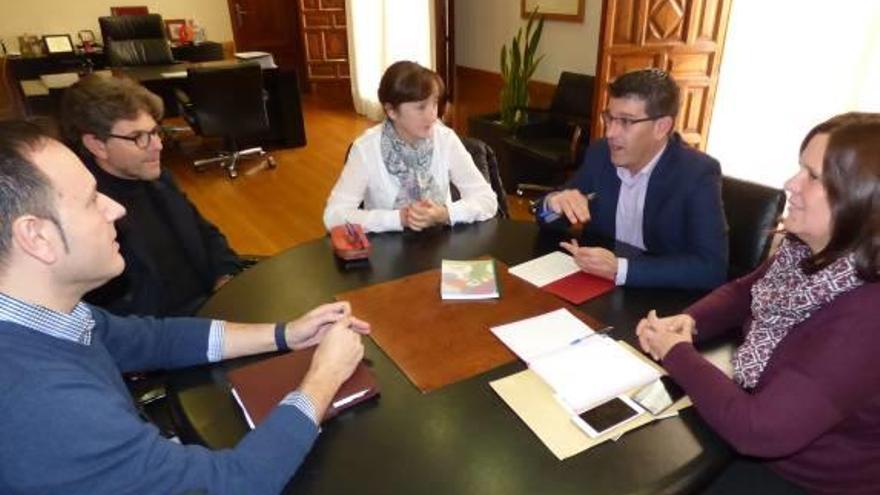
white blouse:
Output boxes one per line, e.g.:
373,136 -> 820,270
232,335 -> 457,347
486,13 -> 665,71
323,121 -> 498,233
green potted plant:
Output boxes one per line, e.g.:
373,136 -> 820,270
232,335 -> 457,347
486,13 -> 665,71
499,9 -> 545,130
467,9 -> 545,192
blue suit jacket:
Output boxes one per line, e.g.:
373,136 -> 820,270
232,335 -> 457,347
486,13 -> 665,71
538,134 -> 728,289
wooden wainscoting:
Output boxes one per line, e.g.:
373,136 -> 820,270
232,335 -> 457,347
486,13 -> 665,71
449,65 -> 556,136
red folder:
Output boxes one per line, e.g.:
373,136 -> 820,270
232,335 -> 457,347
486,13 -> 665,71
227,346 -> 379,427
541,271 -> 614,305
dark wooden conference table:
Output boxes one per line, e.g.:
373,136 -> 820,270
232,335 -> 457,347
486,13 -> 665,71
167,218 -> 732,494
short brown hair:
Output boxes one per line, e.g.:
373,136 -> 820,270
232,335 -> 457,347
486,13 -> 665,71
0,121 -> 62,270
800,112 -> 880,281
377,61 -> 445,110
60,75 -> 163,152
609,68 -> 680,119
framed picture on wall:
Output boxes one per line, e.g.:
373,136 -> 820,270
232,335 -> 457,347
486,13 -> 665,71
43,34 -> 75,54
522,0 -> 586,22
165,19 -> 186,42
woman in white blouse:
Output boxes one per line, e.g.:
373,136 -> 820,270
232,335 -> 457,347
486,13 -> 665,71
323,61 -> 498,233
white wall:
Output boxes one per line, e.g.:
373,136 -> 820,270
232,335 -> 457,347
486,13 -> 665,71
455,0 -> 603,83
1,0 -> 233,52
707,1 -> 880,189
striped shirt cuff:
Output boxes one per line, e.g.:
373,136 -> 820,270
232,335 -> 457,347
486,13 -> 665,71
207,320 -> 225,362
615,258 -> 628,285
281,391 -> 319,426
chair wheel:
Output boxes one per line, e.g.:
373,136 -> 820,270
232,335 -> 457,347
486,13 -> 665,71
228,168 -> 239,179
267,156 -> 277,168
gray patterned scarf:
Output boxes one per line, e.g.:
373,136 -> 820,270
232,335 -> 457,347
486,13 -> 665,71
380,119 -> 442,208
733,236 -> 863,389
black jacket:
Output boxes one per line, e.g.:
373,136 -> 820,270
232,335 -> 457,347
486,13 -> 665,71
84,158 -> 242,316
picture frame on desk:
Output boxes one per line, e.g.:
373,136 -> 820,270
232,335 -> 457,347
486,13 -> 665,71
43,34 -> 75,54
165,19 -> 186,43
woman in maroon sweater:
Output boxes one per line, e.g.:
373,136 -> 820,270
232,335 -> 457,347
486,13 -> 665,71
637,113 -> 880,494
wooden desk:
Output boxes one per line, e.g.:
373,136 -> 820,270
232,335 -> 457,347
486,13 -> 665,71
167,219 -> 732,494
5,54 -> 306,149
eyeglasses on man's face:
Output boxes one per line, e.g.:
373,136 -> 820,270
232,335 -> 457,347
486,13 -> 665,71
107,126 -> 165,149
600,111 -> 664,131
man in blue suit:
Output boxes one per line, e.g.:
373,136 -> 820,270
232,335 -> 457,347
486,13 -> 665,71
537,68 -> 728,290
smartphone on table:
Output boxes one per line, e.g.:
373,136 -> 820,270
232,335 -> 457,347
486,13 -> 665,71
571,395 -> 644,438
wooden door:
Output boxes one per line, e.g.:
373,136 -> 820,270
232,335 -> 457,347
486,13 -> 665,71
296,0 -> 349,98
592,0 -> 732,149
1,57 -> 21,119
435,0 -> 455,101
226,0 -> 306,73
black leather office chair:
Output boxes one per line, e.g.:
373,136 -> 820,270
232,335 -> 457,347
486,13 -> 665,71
175,62 -> 275,178
722,176 -> 786,279
99,14 -> 175,66
505,71 -> 595,189
460,137 -> 510,219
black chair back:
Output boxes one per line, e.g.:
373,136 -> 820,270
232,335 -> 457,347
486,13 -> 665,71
549,71 -> 594,120
99,14 -> 174,66
722,176 -> 786,279
460,137 -> 510,218
185,62 -> 269,139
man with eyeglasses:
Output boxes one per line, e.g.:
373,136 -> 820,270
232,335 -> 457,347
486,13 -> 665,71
536,68 -> 728,290
0,120 -> 369,494
60,75 -> 243,317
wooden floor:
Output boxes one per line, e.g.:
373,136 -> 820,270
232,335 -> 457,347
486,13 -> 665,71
166,95 -> 533,256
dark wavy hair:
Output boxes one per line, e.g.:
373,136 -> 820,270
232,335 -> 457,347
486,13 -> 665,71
608,68 -> 680,119
799,112 -> 880,281
60,75 -> 163,153
377,61 -> 445,110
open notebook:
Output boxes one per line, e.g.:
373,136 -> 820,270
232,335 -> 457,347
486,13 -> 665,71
491,308 -> 660,413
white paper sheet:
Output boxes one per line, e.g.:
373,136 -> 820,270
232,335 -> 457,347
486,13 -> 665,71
530,336 -> 661,412
508,251 -> 580,287
490,308 -> 595,363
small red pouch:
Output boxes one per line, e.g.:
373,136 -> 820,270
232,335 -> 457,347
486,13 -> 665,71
330,224 -> 371,260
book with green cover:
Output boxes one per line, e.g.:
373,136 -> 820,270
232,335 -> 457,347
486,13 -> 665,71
440,259 -> 500,300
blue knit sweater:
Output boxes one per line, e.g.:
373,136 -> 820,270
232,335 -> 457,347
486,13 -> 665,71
0,307 -> 318,494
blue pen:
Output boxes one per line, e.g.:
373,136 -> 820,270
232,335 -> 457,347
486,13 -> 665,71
569,325 -> 614,346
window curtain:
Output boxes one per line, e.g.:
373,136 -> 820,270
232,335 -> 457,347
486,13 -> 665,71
706,1 -> 880,189
345,0 -> 436,121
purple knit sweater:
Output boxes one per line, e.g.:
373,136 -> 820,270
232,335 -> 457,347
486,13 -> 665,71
663,262 -> 880,494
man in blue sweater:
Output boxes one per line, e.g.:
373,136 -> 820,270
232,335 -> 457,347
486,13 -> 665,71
536,69 -> 728,290
0,120 -> 369,494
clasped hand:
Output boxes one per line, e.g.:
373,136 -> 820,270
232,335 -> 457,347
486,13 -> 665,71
400,199 -> 449,231
284,301 -> 370,350
636,310 -> 695,361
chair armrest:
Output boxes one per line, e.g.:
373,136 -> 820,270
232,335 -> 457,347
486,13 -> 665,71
173,87 -> 192,108
516,183 -> 557,214
240,254 -> 267,270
